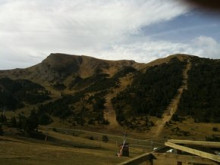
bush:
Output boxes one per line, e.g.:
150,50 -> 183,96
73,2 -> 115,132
172,114 -> 180,122
88,136 -> 94,140
206,135 -> 220,142
0,114 -> 7,124
103,120 -> 109,125
17,110 -> 39,136
213,127 -> 219,132
0,124 -> 3,136
102,135 -> 109,143
52,83 -> 66,90
10,116 -> 17,127
39,113 -> 53,125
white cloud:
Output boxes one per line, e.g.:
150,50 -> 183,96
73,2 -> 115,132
0,0 -> 189,69
1,1 -> 219,69
95,34 -> 220,62
86,39 -> 195,63
89,36 -> 220,63
192,36 -> 220,59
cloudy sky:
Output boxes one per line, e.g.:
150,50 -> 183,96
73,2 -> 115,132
0,0 -> 220,69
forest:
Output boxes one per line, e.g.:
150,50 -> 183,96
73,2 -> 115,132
0,78 -> 50,110
112,58 -> 186,128
177,57 -> 220,122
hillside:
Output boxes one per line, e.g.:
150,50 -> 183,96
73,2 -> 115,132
0,53 -> 220,140
0,53 -> 143,85
0,78 -> 50,111
177,57 -> 220,122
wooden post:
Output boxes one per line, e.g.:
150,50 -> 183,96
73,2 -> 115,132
177,161 -> 182,165
165,142 -> 220,163
44,134 -> 48,142
168,139 -> 220,148
118,153 -> 154,165
146,159 -> 153,165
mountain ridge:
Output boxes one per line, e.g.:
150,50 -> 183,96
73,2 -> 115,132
0,53 -> 145,84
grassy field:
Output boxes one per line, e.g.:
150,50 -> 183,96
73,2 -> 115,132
1,115 -> 220,165
1,121 -> 220,165
0,127 -> 157,165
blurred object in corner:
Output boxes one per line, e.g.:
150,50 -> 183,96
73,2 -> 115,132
182,0 -> 220,12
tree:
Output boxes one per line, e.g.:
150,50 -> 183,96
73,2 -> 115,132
0,124 -> 3,136
0,114 -> 7,124
39,113 -> 52,125
10,116 -> 17,127
27,110 -> 39,133
102,135 -> 109,143
17,110 -> 39,135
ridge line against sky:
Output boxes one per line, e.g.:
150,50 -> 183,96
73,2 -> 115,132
0,0 -> 220,69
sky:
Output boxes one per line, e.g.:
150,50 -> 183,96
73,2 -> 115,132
0,0 -> 220,69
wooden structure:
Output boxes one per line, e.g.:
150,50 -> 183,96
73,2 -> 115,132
118,143 -> 129,157
119,139 -> 220,165
117,133 -> 129,157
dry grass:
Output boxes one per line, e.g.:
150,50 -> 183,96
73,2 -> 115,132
0,127 -> 151,165
159,117 -> 220,140
103,73 -> 134,129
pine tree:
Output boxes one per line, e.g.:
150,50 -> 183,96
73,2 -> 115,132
0,124 -> 3,136
10,116 -> 17,127
0,114 -> 7,124
102,135 -> 109,143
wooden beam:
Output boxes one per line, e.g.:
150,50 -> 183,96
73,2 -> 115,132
153,153 -> 219,165
165,142 -> 220,163
118,152 -> 154,165
168,139 -> 220,148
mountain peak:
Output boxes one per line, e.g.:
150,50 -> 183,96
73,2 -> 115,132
145,54 -> 196,67
167,54 -> 196,60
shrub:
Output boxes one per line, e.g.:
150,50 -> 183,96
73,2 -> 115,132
88,136 -> 94,140
172,114 -> 180,122
0,114 -> 7,124
39,113 -> 53,125
213,127 -> 219,132
102,135 -> 109,143
0,124 -> 3,136
10,117 -> 17,127
17,110 -> 39,136
206,135 -> 220,142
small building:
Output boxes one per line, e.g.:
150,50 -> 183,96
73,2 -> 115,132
119,139 -> 220,165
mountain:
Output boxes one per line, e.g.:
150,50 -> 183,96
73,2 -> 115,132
0,53 -> 143,84
0,53 -> 220,138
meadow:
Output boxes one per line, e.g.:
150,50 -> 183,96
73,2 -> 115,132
0,127 -> 157,165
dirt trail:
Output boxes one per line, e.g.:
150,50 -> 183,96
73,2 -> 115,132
150,60 -> 192,138
104,74 -> 133,128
